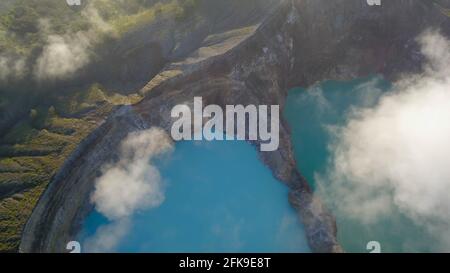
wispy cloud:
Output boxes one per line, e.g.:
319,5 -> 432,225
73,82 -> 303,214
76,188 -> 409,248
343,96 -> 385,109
84,218 -> 131,253
33,5 -> 113,82
0,3 -> 114,84
317,30 -> 450,251
0,54 -> 26,83
85,127 -> 173,252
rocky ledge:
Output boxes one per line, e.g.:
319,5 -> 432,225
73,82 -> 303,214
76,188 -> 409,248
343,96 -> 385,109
19,0 -> 450,253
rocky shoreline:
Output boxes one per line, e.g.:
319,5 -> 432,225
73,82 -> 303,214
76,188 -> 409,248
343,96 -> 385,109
19,0 -> 450,253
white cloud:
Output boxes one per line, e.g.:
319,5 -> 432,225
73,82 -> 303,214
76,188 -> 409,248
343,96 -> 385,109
84,218 -> 131,253
317,30 -> 450,251
85,127 -> 173,252
0,55 -> 26,82
34,32 -> 93,81
33,5 -> 113,81
92,127 -> 173,220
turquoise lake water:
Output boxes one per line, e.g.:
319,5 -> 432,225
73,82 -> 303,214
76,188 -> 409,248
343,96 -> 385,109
284,76 -> 391,190
79,140 -> 310,253
284,76 -> 436,252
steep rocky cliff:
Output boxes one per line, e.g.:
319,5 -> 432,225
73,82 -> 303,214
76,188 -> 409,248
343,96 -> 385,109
19,0 -> 450,253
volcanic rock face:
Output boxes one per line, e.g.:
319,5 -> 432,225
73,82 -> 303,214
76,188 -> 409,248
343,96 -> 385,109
20,0 -> 450,253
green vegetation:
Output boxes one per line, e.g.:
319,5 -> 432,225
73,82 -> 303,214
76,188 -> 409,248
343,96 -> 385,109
0,83 -> 141,252
0,0 -> 203,252
0,0 -> 200,56
0,0 -> 88,55
108,1 -> 182,35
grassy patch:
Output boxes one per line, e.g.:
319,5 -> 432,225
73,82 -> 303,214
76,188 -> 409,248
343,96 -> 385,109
111,1 -> 183,36
0,0 -> 201,254
0,0 -> 199,57
0,81 -> 142,252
